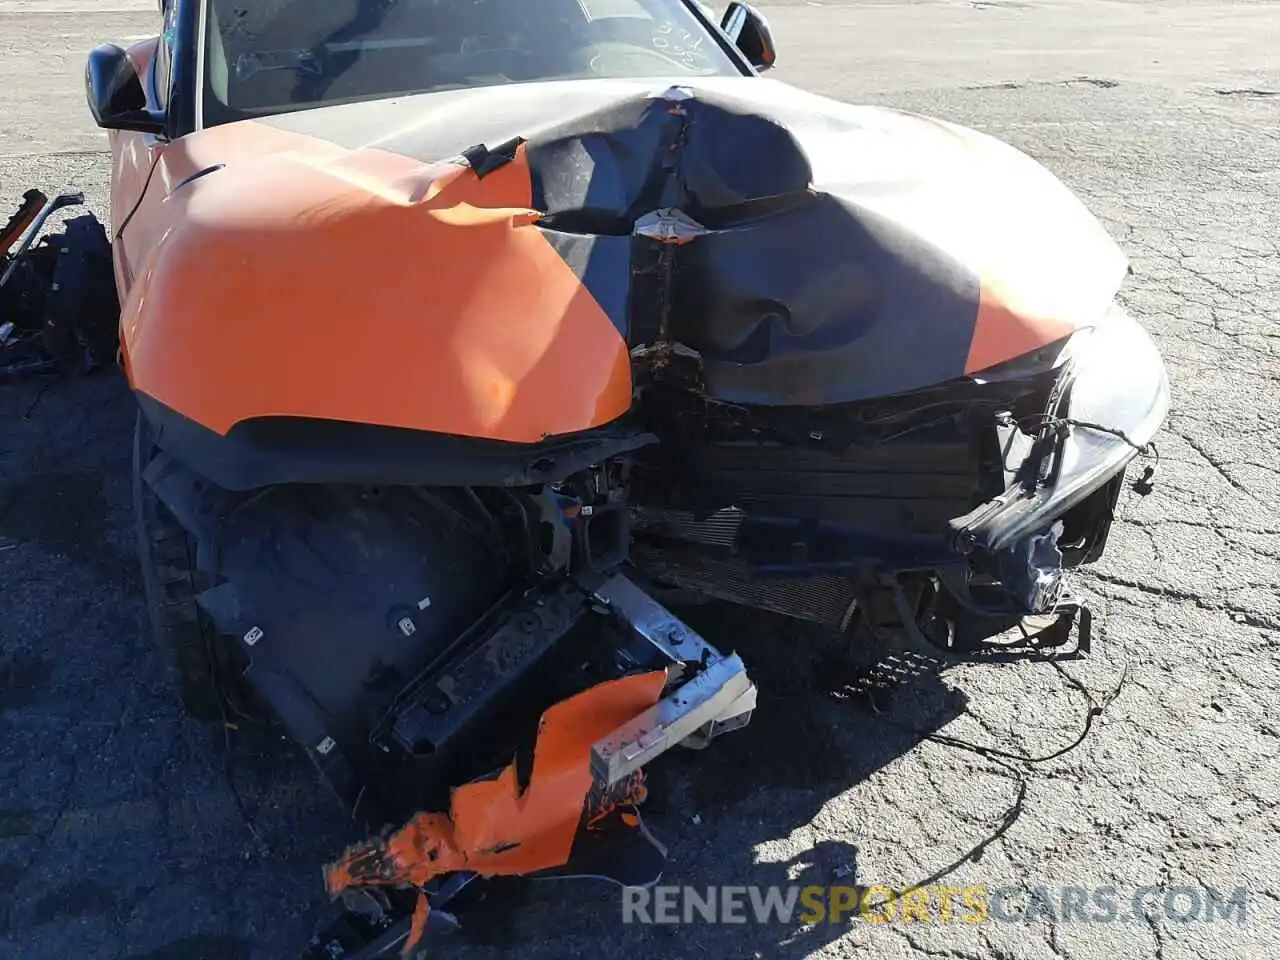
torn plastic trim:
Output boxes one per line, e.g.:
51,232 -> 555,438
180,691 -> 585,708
988,519 -> 1068,614
322,572 -> 756,955
324,669 -> 668,957
950,304 -> 1169,558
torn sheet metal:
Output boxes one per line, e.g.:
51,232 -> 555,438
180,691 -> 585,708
324,670 -> 667,956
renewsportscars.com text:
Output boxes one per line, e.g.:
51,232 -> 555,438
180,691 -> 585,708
620,884 -> 1250,926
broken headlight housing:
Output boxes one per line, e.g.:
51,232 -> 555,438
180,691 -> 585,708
949,304 -> 1170,608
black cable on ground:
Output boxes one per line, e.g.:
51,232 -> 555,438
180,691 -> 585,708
855,616 -> 1130,901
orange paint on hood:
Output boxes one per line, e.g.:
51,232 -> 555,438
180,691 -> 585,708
121,127 -> 632,443
836,110 -> 1128,375
966,286 -> 1078,374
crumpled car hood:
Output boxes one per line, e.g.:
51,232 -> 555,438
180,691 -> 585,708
120,76 -> 1127,439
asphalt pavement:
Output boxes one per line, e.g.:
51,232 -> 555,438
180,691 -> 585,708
1,1 -> 1278,958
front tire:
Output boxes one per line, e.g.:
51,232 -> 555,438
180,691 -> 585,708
132,410 -> 223,722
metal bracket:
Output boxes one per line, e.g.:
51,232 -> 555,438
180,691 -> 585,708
587,573 -> 757,786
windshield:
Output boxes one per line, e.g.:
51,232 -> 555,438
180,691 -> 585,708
200,0 -> 744,126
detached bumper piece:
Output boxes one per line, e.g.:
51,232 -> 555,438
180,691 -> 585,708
0,188 -> 118,378
320,572 -> 756,958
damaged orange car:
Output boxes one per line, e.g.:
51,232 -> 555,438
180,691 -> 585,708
73,0 -> 1169,955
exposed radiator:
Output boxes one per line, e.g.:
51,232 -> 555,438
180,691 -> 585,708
626,428 -> 986,629
630,428 -> 987,536
631,506 -> 744,547
630,533 -> 858,630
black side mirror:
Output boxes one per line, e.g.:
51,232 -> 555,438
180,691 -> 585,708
721,2 -> 776,72
85,43 -> 166,135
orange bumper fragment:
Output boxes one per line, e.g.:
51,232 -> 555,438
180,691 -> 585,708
324,670 -> 668,955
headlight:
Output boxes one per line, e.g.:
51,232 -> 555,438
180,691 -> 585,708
951,304 -> 1170,555
1046,304 -> 1171,512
